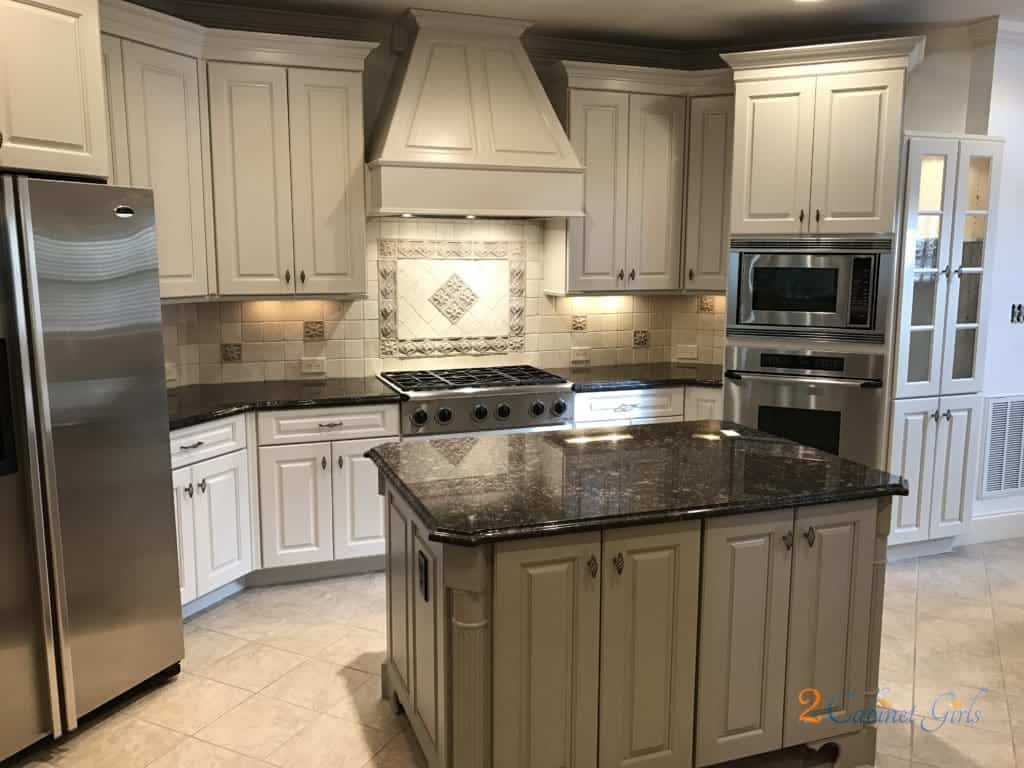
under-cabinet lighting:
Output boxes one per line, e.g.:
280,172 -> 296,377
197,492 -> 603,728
720,429 -> 741,438
465,214 -> 476,219
401,213 -> 414,218
565,434 -> 633,445
694,433 -> 721,441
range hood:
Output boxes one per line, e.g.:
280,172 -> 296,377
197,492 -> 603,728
365,9 -> 584,218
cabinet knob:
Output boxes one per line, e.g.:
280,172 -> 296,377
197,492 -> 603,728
954,266 -> 964,278
941,265 -> 952,279
799,209 -> 805,223
815,208 -> 821,223
803,525 -> 816,548
197,479 -> 207,494
587,555 -> 599,578
184,483 -> 194,499
689,269 -> 695,281
943,409 -> 953,421
300,270 -> 307,283
932,410 -> 941,422
629,268 -> 636,281
0,130 -> 4,148
322,456 -> 327,470
338,456 -> 344,469
782,530 -> 794,550
617,269 -> 625,281
612,552 -> 624,574
285,269 -> 292,284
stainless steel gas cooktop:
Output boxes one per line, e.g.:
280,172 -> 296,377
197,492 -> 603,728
379,365 -> 574,436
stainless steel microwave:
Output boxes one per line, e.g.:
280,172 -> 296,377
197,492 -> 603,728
726,236 -> 893,344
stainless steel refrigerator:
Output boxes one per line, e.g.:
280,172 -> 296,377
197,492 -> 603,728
1,176 -> 183,761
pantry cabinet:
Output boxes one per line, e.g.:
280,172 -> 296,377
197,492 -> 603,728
0,0 -> 109,178
887,398 -> 938,545
723,38 -> 922,236
258,442 -> 334,568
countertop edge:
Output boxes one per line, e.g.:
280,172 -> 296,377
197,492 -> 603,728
169,393 -> 403,431
571,378 -> 723,393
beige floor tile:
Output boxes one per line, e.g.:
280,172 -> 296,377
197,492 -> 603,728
266,714 -> 389,768
916,590 -> 994,624
320,626 -> 387,675
914,648 -> 1004,691
148,738 -> 269,768
181,627 -> 249,674
916,615 -> 998,658
328,677 -> 407,738
883,603 -> 917,642
38,715 -> 183,768
1004,692 -> 1024,729
1001,655 -> 1024,694
360,729 -> 427,768
912,720 -> 1015,768
875,709 -> 914,758
886,560 -> 919,592
194,694 -> 318,760
249,620 -> 350,657
263,659 -> 371,713
875,756 -> 912,768
201,643 -> 306,692
913,685 -> 1010,734
131,673 -> 251,734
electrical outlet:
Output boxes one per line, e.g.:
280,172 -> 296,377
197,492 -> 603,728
1011,304 -> 1024,324
301,356 -> 327,375
164,362 -> 178,383
570,346 -> 591,366
672,344 -> 698,362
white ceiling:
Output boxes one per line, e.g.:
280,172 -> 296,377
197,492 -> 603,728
193,0 -> 1024,47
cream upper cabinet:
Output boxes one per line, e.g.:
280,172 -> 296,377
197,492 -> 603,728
100,34 -> 129,185
809,70 -> 903,234
600,522 -> 699,768
121,40 -> 210,298
684,95 -> 733,291
783,501 -> 875,747
289,68 -> 366,295
0,0 -> 109,177
730,78 -> 816,235
567,88 -> 629,293
625,94 -> 686,291
209,62 -> 294,296
695,508 -> 793,767
259,442 -> 334,568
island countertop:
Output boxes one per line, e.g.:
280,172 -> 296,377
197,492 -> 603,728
367,420 -> 907,546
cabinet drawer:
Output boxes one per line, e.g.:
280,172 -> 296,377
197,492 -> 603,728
574,388 -> 684,423
258,404 -> 399,445
170,415 -> 246,469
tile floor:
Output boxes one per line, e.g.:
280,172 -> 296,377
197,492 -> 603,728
13,573 -> 426,768
13,538 -> 1024,768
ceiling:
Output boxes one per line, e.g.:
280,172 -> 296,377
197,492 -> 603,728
161,0 -> 1024,48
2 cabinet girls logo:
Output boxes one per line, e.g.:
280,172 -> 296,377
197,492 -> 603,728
799,687 -> 986,731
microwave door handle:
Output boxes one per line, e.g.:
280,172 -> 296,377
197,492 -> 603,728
724,371 -> 882,388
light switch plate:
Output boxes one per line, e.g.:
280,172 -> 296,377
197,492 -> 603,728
672,344 -> 698,362
301,356 -> 327,375
570,346 -> 591,366
164,362 -> 178,383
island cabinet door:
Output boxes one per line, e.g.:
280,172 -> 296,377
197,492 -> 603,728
783,500 -> 876,747
386,490 -> 411,692
494,532 -> 601,768
598,522 -> 700,768
695,509 -> 794,767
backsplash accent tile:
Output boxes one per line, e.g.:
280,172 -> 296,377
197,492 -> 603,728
303,320 -> 324,339
699,296 -> 715,313
221,343 -> 242,362
632,330 -> 650,348
572,315 -> 588,331
429,273 -> 479,324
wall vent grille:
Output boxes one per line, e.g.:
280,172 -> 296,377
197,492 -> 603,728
984,397 -> 1024,497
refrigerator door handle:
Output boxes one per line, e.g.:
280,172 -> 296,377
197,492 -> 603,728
2,176 -> 64,738
15,177 -> 78,731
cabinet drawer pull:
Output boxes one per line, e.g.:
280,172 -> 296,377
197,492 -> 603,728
782,530 -> 794,550
322,456 -> 327,470
184,483 -> 194,499
613,403 -> 638,413
587,555 -> 599,578
803,526 -> 816,547
179,440 -> 204,451
612,552 -> 624,574
197,479 -> 207,493
318,421 -> 344,429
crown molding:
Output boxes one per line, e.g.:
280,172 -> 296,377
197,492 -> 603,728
100,0 -> 205,57
967,17 -> 1000,47
408,9 -> 531,37
721,35 -> 926,73
559,60 -> 733,95
524,33 -> 720,70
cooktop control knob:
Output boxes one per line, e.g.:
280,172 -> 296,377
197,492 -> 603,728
437,407 -> 453,424
412,407 -> 429,426
472,404 -> 489,421
496,403 -> 512,420
552,399 -> 568,416
530,401 -> 546,417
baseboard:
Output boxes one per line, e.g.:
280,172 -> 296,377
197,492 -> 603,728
959,510 -> 1024,545
182,580 -> 245,619
887,538 -> 955,562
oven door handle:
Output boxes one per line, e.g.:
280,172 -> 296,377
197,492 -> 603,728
724,370 -> 883,389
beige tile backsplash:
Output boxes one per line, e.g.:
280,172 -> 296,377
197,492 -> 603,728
163,218 -> 725,387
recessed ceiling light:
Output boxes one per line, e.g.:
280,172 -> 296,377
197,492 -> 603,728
401,213 -> 414,218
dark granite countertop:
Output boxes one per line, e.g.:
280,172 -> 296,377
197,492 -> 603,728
168,378 -> 402,430
551,363 -> 723,392
368,420 -> 907,546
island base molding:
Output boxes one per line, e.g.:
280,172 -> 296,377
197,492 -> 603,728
380,474 -> 893,768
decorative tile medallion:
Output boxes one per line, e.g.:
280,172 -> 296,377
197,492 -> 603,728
632,330 -> 650,348
571,315 -> 588,331
303,320 -> 325,340
699,296 -> 715,314
378,239 -> 526,358
221,343 -> 242,362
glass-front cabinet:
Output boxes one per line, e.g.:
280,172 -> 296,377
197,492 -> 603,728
894,136 -> 1003,399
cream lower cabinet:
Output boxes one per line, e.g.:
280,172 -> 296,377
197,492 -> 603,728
259,442 -> 334,568
171,466 -> 198,604
685,386 -> 724,421
696,501 -> 876,766
192,449 -> 253,595
332,437 -> 390,560
494,523 -> 700,768
0,0 -> 109,177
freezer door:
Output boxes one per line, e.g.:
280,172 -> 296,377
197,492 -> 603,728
0,178 -> 62,760
17,178 -> 183,728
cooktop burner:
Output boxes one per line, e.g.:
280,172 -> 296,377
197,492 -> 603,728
380,365 -> 567,392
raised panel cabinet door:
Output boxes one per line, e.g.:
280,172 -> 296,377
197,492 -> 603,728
567,88 -> 629,292
730,78 -> 815,235
208,62 -> 294,295
599,522 -> 700,768
258,443 -> 333,568
0,0 -> 109,177
887,397 -> 939,546
494,532 -> 601,768
695,508 -> 793,767
625,93 -> 686,290
289,68 -> 366,295
809,70 -> 904,234
332,437 -> 392,560
193,450 -> 253,595
941,140 -> 1003,395
930,394 -> 982,539
684,95 -> 733,292
894,138 -> 957,400
784,500 -> 876,746
100,34 -> 130,186
122,41 -> 209,299
386,491 -> 411,692
684,386 -> 724,421
411,527 -> 443,750
171,466 -> 198,605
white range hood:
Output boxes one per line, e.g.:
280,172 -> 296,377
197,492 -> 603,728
365,10 -> 584,218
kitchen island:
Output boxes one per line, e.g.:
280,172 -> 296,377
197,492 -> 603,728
368,421 -> 907,768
